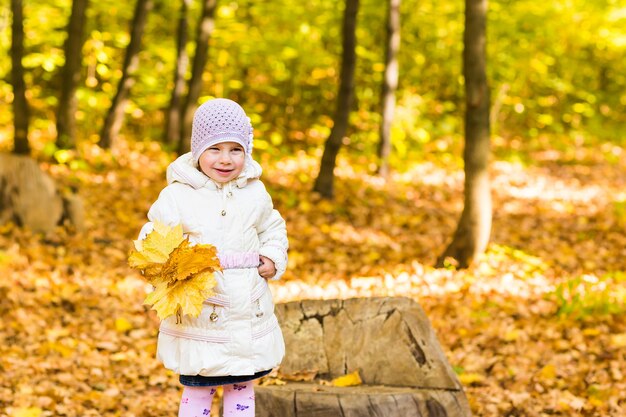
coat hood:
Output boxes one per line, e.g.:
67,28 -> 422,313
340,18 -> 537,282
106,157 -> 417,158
166,152 -> 263,190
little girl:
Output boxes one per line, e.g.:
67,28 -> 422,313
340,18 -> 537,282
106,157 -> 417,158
139,98 -> 288,416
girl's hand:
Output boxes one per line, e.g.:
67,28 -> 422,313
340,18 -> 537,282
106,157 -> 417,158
258,256 -> 276,280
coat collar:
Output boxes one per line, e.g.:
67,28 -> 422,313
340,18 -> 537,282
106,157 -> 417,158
166,152 -> 263,190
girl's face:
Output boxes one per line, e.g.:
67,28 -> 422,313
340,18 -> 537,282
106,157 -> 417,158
198,141 -> 246,184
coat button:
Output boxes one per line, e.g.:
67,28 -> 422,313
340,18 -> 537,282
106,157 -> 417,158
227,191 -> 233,197
221,210 -> 226,216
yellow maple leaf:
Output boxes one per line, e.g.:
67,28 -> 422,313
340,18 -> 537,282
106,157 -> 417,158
128,222 -> 184,269
127,246 -> 154,269
144,270 -> 216,320
128,222 -> 221,320
331,370 -> 362,387
142,264 -> 165,282
161,239 -> 220,282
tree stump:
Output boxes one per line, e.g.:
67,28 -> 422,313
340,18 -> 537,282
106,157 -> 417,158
0,153 -> 84,233
256,297 -> 472,417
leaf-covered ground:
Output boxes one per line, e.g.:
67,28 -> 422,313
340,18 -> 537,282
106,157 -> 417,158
1,140 -> 625,416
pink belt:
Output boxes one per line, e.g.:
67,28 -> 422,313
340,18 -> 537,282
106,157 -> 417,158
218,252 -> 260,269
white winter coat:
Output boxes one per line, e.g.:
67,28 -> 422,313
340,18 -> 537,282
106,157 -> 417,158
139,153 -> 287,377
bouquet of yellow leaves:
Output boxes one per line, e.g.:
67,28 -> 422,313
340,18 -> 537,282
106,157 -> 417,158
128,221 -> 221,322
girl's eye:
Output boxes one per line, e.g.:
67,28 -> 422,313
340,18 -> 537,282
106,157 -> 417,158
231,148 -> 243,153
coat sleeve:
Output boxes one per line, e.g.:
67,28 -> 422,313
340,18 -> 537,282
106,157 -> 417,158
256,190 -> 289,281
138,187 -> 182,240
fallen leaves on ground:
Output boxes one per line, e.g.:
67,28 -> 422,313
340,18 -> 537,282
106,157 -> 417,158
0,140 -> 625,416
330,370 -> 363,387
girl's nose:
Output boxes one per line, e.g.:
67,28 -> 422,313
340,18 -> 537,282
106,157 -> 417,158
219,152 -> 232,163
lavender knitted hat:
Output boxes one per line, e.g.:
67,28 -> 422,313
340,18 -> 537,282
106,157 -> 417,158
190,98 -> 254,164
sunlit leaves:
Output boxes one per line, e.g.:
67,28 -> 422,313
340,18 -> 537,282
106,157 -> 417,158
551,273 -> 626,319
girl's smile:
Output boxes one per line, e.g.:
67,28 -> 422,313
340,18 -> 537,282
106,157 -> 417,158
198,141 -> 246,184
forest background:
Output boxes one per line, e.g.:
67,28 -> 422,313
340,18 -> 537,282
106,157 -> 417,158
1,0 -> 626,416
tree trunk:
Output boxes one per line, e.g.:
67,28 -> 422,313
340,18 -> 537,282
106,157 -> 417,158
163,0 -> 190,146
436,0 -> 491,269
99,0 -> 153,149
312,0 -> 359,199
256,298 -> 472,417
10,0 -> 30,155
377,0 -> 400,178
0,154 -> 84,233
56,0 -> 89,149
257,384 -> 469,417
178,0 -> 218,154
